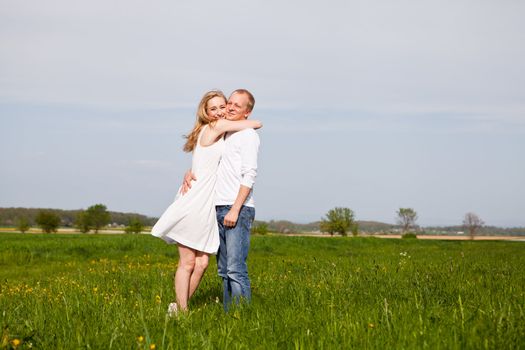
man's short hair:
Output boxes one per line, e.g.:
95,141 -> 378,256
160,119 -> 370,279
232,89 -> 255,112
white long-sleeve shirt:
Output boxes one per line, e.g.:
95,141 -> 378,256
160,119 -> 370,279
215,128 -> 260,207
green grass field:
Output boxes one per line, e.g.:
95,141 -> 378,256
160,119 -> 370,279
0,233 -> 523,349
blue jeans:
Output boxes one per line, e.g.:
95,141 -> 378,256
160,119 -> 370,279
216,205 -> 255,311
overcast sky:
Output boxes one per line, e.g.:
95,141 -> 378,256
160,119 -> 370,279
1,0 -> 524,226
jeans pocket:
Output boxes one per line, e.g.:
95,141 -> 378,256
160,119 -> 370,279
240,206 -> 255,220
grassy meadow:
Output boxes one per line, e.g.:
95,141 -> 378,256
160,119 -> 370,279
0,232 -> 524,349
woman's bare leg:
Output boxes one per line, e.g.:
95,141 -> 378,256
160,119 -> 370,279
174,244 -> 196,311
188,252 -> 210,299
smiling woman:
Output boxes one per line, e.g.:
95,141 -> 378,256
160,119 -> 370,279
182,90 -> 227,153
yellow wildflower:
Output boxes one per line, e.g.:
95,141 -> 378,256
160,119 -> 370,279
150,344 -> 156,350
137,336 -> 144,343
11,338 -> 21,347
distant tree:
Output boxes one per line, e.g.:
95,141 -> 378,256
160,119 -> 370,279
125,217 -> 144,234
320,207 -> 355,236
251,222 -> 268,235
351,222 -> 359,237
86,204 -> 110,233
397,208 -> 418,233
16,217 -> 31,233
35,210 -> 61,233
463,212 -> 484,240
75,211 -> 91,233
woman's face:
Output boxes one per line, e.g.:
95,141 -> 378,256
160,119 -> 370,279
206,96 -> 226,121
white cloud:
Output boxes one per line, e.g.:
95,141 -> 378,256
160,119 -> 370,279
2,0 -> 524,111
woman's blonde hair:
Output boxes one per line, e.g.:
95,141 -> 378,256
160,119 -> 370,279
183,90 -> 226,152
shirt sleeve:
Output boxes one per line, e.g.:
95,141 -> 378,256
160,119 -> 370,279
239,129 -> 260,188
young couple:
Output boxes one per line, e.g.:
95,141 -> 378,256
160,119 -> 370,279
151,89 -> 261,314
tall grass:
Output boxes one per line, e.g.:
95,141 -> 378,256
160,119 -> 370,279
0,233 -> 523,349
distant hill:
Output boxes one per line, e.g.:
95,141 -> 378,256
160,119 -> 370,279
356,220 -> 397,233
424,225 -> 525,236
257,219 -> 525,235
260,219 -> 397,234
260,220 -> 319,233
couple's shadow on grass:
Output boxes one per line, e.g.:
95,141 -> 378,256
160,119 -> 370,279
190,280 -> 222,308
190,280 -> 264,310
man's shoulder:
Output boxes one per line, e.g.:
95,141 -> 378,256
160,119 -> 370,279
232,128 -> 259,141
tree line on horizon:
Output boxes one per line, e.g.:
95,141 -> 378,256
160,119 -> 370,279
0,207 -> 156,227
3,205 -> 147,234
1,206 -> 524,236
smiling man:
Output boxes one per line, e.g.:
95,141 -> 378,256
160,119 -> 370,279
215,89 -> 260,310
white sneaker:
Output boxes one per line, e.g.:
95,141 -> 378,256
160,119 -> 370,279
167,302 -> 178,317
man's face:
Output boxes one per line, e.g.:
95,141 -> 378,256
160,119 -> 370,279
226,92 -> 251,121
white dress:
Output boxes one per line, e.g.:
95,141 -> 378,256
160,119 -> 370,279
151,125 -> 224,254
